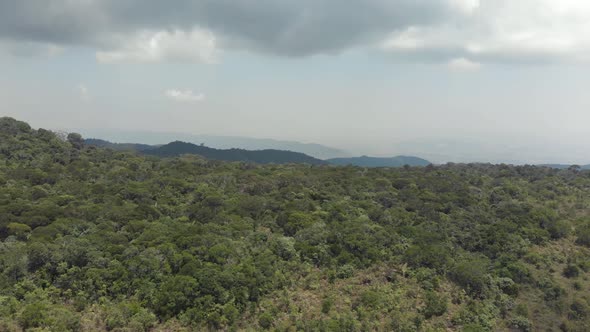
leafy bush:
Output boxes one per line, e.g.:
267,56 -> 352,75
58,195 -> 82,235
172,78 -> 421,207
423,291 -> 448,318
509,316 -> 532,332
450,256 -> 490,295
569,299 -> 590,320
563,265 -> 580,278
258,312 -> 274,329
575,223 -> 590,247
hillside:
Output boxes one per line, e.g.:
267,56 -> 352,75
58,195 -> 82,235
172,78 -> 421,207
540,164 -> 590,170
143,140 -> 327,165
327,155 -> 431,167
84,138 -> 157,152
77,129 -> 350,159
1,117 -> 590,331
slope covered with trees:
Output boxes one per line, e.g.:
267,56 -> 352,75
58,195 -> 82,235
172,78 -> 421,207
84,139 -> 157,152
1,117 -> 590,331
143,141 -> 327,165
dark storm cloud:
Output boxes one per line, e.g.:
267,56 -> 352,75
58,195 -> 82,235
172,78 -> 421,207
0,0 -> 453,55
0,1 -> 106,45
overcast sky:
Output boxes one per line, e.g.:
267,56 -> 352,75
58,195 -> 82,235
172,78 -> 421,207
2,0 -> 590,163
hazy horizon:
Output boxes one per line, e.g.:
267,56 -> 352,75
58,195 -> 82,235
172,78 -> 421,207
26,124 -> 590,165
3,1 -> 590,164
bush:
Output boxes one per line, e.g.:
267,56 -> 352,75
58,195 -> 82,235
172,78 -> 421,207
18,301 -> 48,329
514,303 -> 528,317
258,312 -> 273,329
423,291 -> 447,318
569,299 -> 590,320
450,257 -> 490,295
547,220 -> 570,239
509,316 -> 532,332
336,264 -> 355,279
7,223 -> 31,240
563,265 -> 580,279
321,297 -> 333,314
575,223 -> 590,247
359,290 -> 382,309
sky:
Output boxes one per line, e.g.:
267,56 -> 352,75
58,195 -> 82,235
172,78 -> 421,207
1,0 -> 590,164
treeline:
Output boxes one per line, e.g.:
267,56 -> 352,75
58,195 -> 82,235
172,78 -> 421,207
1,117 -> 590,331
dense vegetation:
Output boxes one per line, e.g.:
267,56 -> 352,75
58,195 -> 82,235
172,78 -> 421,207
1,116 -> 590,331
84,139 -> 157,153
143,141 -> 326,165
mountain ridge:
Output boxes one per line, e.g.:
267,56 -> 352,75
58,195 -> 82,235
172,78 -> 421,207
143,140 -> 327,165
327,155 -> 431,167
76,129 -> 349,159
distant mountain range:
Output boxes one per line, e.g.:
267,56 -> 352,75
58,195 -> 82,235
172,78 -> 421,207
84,139 -> 157,152
327,155 -> 431,167
142,141 -> 327,165
85,139 -> 432,167
539,164 -> 590,170
78,129 -> 349,159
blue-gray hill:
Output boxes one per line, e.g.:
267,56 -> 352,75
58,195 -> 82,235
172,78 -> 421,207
327,155 -> 431,167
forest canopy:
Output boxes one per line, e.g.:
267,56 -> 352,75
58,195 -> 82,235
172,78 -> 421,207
0,117 -> 589,331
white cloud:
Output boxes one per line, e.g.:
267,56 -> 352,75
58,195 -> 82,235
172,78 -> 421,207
448,0 -> 480,15
448,57 -> 481,71
96,28 -> 218,64
165,89 -> 205,102
78,84 -> 91,101
381,0 -> 590,63
381,26 -> 425,50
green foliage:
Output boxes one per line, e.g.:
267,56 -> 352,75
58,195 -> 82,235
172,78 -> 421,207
258,312 -> 274,329
508,316 -> 532,332
575,223 -> 590,247
1,117 -> 590,330
569,299 -> 590,320
423,291 -> 448,318
18,301 -> 48,329
563,264 -> 581,278
450,256 -> 490,295
154,275 -> 200,319
6,223 -> 31,240
321,297 -> 334,314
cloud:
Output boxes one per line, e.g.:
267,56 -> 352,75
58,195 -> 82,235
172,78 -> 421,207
448,0 -> 480,14
78,84 -> 91,101
0,40 -> 62,57
2,0 -> 590,64
380,1 -> 590,63
448,57 -> 481,71
0,0 -> 452,59
165,89 -> 205,102
96,28 -> 218,64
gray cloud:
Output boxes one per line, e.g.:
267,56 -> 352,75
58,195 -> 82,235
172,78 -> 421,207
2,0 -> 590,63
0,1 -> 106,45
0,0 -> 453,56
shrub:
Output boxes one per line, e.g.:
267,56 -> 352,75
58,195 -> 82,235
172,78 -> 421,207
450,257 -> 490,295
547,220 -> 570,239
18,301 -> 49,329
509,316 -> 532,332
423,291 -> 448,318
514,303 -> 528,317
336,264 -> 355,279
321,297 -> 334,314
575,223 -> 590,247
563,265 -> 580,279
258,312 -> 273,329
569,299 -> 590,320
